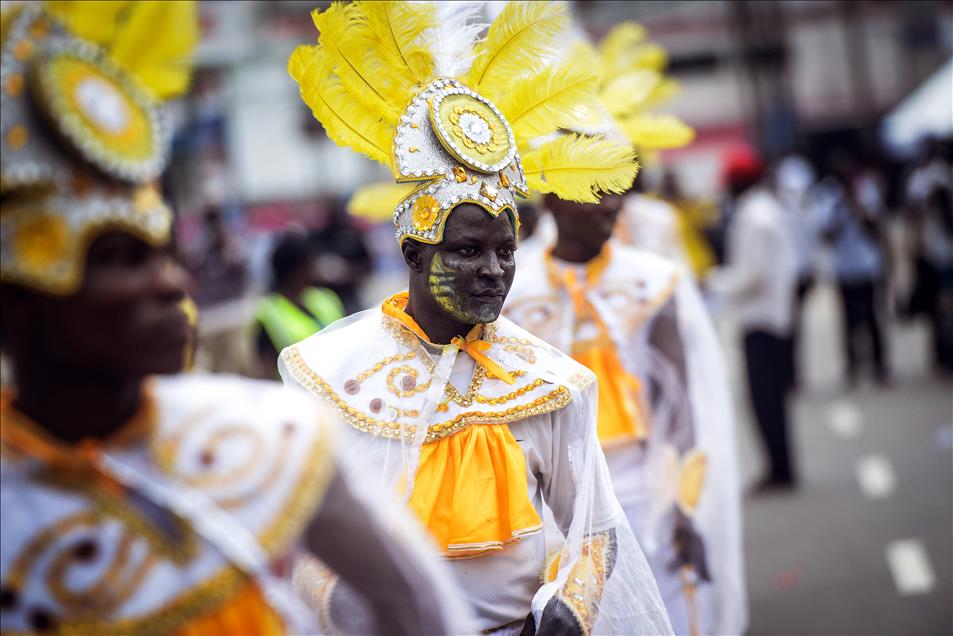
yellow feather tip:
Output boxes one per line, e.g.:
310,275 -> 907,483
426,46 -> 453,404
46,1 -> 199,100
467,0 -> 569,96
348,182 -> 415,222
620,114 -> 695,150
523,134 -> 639,204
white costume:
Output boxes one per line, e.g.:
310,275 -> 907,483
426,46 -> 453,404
505,243 -> 747,635
281,296 -> 672,635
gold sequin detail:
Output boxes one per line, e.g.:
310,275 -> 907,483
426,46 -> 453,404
282,345 -> 572,443
475,378 -> 545,405
7,124 -> 28,149
454,166 -> 467,182
354,351 -> 417,384
386,366 -> 430,397
5,73 -> 24,96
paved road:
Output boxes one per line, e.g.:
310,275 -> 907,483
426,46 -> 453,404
720,283 -> 953,636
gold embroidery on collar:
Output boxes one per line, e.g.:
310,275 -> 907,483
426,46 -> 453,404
283,345 -> 572,443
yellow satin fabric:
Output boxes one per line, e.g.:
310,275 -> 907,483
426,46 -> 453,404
408,422 -> 542,558
379,293 -> 541,557
174,580 -> 286,636
547,247 -> 649,444
572,344 -> 649,444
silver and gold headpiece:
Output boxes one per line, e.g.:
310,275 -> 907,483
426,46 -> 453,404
391,78 -> 528,244
0,2 -> 195,295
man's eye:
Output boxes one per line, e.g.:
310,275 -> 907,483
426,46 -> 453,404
498,247 -> 515,258
458,247 -> 479,258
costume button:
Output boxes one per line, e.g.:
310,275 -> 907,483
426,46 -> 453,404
401,375 -> 416,391
344,379 -> 360,395
369,398 -> 383,413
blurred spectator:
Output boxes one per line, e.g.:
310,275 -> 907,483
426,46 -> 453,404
774,153 -> 820,387
709,144 -> 799,491
254,232 -> 344,378
903,138 -> 953,373
309,198 -> 373,314
186,206 -> 252,374
816,152 -> 890,385
618,176 -> 689,267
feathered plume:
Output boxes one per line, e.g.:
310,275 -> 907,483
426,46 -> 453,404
523,134 -> 638,203
289,45 -> 394,166
466,0 -> 569,95
361,1 -> 435,93
348,182 -> 416,222
426,1 -> 484,79
496,52 -> 600,141
598,22 -> 645,70
310,4 -> 403,121
619,113 -> 695,149
601,70 -> 663,117
45,0 -> 198,99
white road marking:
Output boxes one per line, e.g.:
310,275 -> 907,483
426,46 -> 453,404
885,540 -> 936,595
828,400 -> 863,438
855,455 -> 896,499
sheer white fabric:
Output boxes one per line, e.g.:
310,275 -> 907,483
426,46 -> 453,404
280,307 -> 673,635
505,244 -> 747,635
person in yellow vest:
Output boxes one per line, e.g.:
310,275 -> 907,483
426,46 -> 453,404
254,231 -> 344,378
281,2 -> 674,634
0,3 -> 473,634
503,22 -> 747,636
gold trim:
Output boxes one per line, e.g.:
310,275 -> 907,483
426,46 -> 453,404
282,345 -> 572,444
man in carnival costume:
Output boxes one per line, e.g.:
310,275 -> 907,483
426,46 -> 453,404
282,1 -> 673,634
0,3 -> 470,634
503,24 -> 747,636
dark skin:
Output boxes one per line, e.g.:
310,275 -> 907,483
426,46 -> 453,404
2,229 -> 445,635
2,232 -> 190,443
402,203 -> 517,343
547,193 -> 623,264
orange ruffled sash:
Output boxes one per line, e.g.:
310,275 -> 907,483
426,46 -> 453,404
382,293 -> 542,557
547,247 -> 650,445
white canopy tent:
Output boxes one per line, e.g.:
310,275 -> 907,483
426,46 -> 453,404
881,57 -> 953,157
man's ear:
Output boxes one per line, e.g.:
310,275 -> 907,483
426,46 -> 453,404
401,239 -> 427,273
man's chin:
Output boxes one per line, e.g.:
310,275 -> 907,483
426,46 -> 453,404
466,298 -> 505,324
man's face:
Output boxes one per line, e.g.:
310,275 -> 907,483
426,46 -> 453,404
550,194 -> 623,254
13,232 -> 192,376
423,203 -> 517,324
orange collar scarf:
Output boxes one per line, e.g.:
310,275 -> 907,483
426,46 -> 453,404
382,292 -> 514,384
380,292 -> 542,557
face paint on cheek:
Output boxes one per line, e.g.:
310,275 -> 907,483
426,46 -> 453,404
428,252 -> 480,324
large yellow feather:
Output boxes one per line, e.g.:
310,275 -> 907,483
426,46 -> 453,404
598,23 -> 646,71
311,4 -> 401,123
45,1 -> 197,99
289,45 -> 394,167
619,113 -> 695,149
44,1 -> 131,46
601,69 -> 663,118
360,1 -> 435,93
466,1 -> 568,94
348,182 -> 416,222
495,54 -> 600,141
523,134 -> 638,204
616,42 -> 668,73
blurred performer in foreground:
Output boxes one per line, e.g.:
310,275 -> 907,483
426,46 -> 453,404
709,145 -> 799,490
254,231 -> 343,378
505,24 -> 746,636
0,4 -> 469,634
284,2 -> 672,634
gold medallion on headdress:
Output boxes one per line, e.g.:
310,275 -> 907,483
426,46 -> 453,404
0,2 -> 197,296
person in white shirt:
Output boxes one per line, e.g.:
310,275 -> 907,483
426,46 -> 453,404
709,145 -> 799,491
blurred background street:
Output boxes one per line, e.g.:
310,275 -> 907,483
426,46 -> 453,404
4,1 -> 947,633
730,280 -> 952,635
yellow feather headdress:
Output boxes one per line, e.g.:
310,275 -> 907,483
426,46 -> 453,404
290,0 -> 638,244
0,1 -> 198,295
595,22 -> 695,153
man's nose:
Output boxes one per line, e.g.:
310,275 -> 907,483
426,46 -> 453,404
480,251 -> 504,278
153,255 -> 188,302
